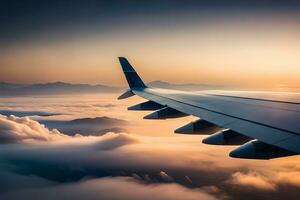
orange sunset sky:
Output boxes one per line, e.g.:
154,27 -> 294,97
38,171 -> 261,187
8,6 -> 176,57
0,2 -> 300,91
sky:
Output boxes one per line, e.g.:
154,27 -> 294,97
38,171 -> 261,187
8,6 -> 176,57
0,0 -> 300,89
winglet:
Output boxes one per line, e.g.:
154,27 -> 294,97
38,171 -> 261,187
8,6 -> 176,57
119,57 -> 147,89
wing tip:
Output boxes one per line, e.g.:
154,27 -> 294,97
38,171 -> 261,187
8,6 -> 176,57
118,56 -> 127,61
118,57 -> 135,72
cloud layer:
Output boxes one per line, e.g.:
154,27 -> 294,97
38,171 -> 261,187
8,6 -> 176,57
0,116 -> 300,200
0,95 -> 300,200
1,177 -> 217,200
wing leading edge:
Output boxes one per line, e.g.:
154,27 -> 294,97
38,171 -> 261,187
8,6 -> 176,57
118,57 -> 299,159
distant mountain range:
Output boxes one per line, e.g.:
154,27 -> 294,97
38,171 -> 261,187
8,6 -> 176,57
0,82 -> 122,96
0,81 -> 226,96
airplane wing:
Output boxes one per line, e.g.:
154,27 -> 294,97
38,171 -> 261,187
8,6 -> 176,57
118,57 -> 300,159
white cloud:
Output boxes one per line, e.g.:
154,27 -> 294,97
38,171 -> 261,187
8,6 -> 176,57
0,115 -> 68,143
